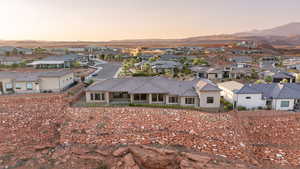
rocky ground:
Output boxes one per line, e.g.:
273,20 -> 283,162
0,94 -> 300,169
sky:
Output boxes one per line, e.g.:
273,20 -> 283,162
0,0 -> 299,41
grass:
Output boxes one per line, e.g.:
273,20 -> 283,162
73,102 -> 202,111
128,103 -> 199,110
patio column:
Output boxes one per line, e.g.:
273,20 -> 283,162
105,92 -> 110,104
130,94 -> 134,103
149,94 -> 152,104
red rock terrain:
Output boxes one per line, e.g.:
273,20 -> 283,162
0,94 -> 299,169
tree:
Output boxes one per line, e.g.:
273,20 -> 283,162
255,80 -> 265,84
280,79 -> 289,83
250,69 -> 259,79
264,76 -> 273,83
72,61 -> 81,68
142,63 -> 152,73
148,56 -> 160,62
192,58 -> 208,66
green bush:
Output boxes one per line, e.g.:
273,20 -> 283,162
132,72 -> 159,77
237,106 -> 247,111
128,103 -> 198,110
221,98 -> 233,111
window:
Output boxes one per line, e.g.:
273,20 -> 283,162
185,98 -> 195,105
112,92 -> 129,99
134,94 -> 147,101
90,93 -> 94,100
5,83 -> 12,90
152,94 -> 164,102
95,93 -> 105,101
26,83 -> 33,90
207,97 -> 214,104
15,83 -> 22,89
169,96 -> 178,104
91,93 -> 105,101
246,96 -> 251,99
281,101 -> 290,108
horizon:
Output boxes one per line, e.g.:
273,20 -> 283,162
1,0 -> 300,41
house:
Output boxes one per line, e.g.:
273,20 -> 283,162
229,56 -> 252,68
235,83 -> 300,110
28,54 -> 81,69
67,47 -> 86,53
0,71 -> 74,94
46,48 -> 67,55
86,77 -> 221,111
149,61 -> 183,73
229,68 -> 253,79
191,66 -> 227,80
0,46 -> 33,55
272,72 -> 296,83
17,48 -> 33,55
0,56 -> 23,65
259,56 -> 278,69
287,63 -> 300,70
218,81 -> 244,105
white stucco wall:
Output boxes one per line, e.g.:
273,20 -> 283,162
59,73 -> 74,90
219,87 -> 236,104
40,77 -> 60,91
40,73 -> 74,92
272,99 -> 295,111
0,78 -> 13,94
198,91 -> 221,108
236,94 -> 266,109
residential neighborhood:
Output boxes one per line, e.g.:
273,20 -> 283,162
1,42 -> 300,112
3,1 -> 300,168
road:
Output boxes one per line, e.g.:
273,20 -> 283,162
93,62 -> 122,80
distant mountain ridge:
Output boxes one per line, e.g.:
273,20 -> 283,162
234,22 -> 300,37
1,22 -> 300,48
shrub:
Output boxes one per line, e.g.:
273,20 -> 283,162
237,106 -> 247,111
128,103 -> 198,110
224,104 -> 233,111
132,72 -> 158,77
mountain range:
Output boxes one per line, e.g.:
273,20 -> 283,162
108,22 -> 300,47
1,22 -> 300,48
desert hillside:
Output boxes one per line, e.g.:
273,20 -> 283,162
0,93 -> 299,169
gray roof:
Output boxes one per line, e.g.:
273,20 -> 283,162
218,81 -> 244,92
0,56 -> 22,62
196,79 -> 222,91
236,83 -> 300,99
0,70 -> 73,82
150,61 -> 182,69
40,54 -> 80,62
230,56 -> 252,63
272,72 -> 295,79
86,77 -> 220,97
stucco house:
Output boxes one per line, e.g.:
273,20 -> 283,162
218,81 -> 244,105
28,54 -> 81,68
86,77 -> 221,111
0,71 -> 74,94
235,83 -> 300,111
0,56 -> 23,65
191,66 -> 227,80
149,60 -> 183,73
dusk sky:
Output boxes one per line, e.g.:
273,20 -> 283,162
0,0 -> 299,41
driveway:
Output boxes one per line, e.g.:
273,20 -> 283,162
93,62 -> 122,80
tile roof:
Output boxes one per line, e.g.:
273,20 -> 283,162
0,70 -> 73,82
218,81 -> 244,92
236,83 -> 300,99
86,77 -> 220,97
